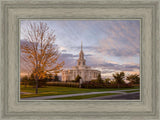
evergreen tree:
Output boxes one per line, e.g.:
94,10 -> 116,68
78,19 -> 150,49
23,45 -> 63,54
75,75 -> 81,82
97,74 -> 103,83
113,72 -> 125,88
54,74 -> 59,81
105,78 -> 111,84
21,75 -> 28,88
127,74 -> 140,84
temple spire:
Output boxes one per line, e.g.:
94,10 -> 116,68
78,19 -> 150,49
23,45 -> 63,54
79,41 -> 84,59
77,41 -> 86,66
81,41 -> 83,51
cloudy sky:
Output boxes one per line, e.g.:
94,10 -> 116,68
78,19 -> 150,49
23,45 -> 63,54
20,20 -> 140,78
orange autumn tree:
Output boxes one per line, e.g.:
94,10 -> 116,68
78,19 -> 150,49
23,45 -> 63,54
21,22 -> 64,94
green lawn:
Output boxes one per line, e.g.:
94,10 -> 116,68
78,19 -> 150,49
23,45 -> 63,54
48,93 -> 120,100
20,85 -> 139,98
125,90 -> 140,93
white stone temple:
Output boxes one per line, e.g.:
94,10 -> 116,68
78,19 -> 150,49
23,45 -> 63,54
62,42 -> 101,83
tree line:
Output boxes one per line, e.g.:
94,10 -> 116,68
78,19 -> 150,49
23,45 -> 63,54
21,71 -> 140,89
81,72 -> 140,88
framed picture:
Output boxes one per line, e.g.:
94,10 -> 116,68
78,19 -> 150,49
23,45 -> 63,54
20,20 -> 140,101
0,0 -> 159,120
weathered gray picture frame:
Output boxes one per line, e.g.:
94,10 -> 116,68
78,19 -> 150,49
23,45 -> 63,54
0,0 -> 159,119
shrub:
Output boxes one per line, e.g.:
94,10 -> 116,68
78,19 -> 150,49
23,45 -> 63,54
81,81 -> 133,88
46,81 -> 79,88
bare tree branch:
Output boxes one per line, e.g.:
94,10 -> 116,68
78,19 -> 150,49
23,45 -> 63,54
21,22 -> 64,84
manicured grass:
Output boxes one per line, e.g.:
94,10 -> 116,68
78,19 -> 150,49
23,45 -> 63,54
48,93 -> 120,100
124,90 -> 140,93
20,85 -> 139,98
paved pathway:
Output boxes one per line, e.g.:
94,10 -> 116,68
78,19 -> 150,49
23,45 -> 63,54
84,92 -> 140,100
21,89 -> 139,100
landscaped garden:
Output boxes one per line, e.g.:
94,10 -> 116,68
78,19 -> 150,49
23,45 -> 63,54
20,71 -> 140,99
20,85 -> 139,98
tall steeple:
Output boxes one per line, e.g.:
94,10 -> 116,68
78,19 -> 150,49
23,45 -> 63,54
79,41 -> 84,59
81,41 -> 82,51
77,41 -> 86,66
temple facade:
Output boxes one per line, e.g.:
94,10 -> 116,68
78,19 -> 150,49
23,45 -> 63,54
62,42 -> 101,83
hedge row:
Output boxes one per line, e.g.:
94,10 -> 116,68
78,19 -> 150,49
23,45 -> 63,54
46,82 -> 80,88
21,79 -> 47,88
21,81 -> 133,88
81,81 -> 133,88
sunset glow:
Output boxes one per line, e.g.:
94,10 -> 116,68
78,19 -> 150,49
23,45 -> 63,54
20,20 -> 140,78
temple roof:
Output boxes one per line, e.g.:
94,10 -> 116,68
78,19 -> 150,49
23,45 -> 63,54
79,41 -> 84,60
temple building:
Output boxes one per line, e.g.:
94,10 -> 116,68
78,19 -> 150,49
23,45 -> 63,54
62,42 -> 101,83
